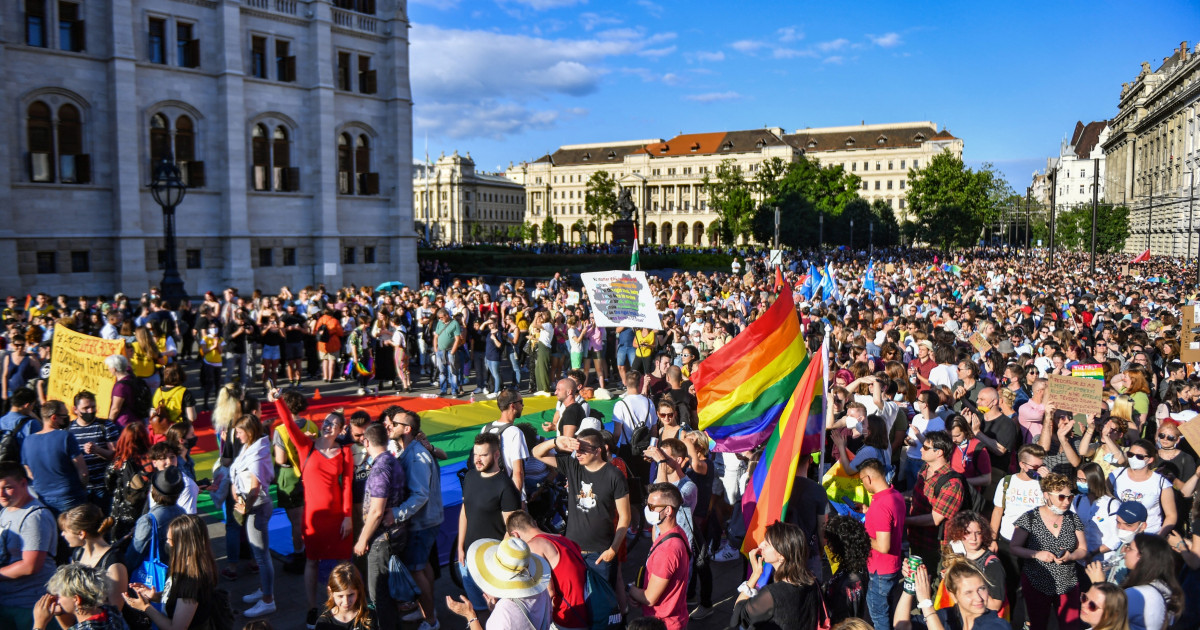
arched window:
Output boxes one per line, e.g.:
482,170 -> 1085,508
147,111 -> 204,186
175,116 -> 194,163
355,134 -> 377,195
336,130 -> 378,195
150,113 -> 171,165
57,104 -> 86,183
337,133 -> 354,194
28,101 -> 55,182
272,126 -> 293,191
662,222 -> 673,245
252,124 -> 270,191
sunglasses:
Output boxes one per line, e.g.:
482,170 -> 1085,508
1047,493 -> 1073,501
1080,593 -> 1100,613
1127,452 -> 1149,460
1157,433 -> 1179,442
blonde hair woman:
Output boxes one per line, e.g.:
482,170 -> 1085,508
131,326 -> 163,390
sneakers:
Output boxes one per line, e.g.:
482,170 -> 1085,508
357,387 -> 366,395
691,606 -> 714,620
486,392 -> 498,399
714,542 -> 741,562
243,599 -> 276,618
241,589 -> 263,604
417,620 -> 440,630
306,608 -> 319,630
221,566 -> 238,581
401,609 -> 426,622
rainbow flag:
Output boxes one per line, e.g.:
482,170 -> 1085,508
692,286 -> 807,453
740,338 -> 826,557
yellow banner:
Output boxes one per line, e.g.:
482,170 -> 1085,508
47,326 -> 126,419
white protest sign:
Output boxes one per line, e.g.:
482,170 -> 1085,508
581,270 -> 662,330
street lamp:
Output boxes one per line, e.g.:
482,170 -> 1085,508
849,219 -> 854,252
150,156 -> 188,307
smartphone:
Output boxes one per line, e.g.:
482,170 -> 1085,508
265,377 -> 276,392
649,437 -> 659,447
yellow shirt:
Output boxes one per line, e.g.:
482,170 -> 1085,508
130,344 -> 157,378
275,418 -> 320,472
200,334 -> 223,366
634,330 -> 656,358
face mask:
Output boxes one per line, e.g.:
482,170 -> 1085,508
643,506 -> 662,527
959,439 -> 970,448
845,417 -> 860,430
78,412 -> 96,424
1128,457 -> 1148,470
1049,505 -> 1067,516
208,328 -> 218,336
1076,482 -> 1089,494
185,436 -> 198,450
1117,529 -> 1138,544
976,404 -> 991,413
1026,469 -> 1040,480
1103,452 -> 1118,464
949,540 -> 966,555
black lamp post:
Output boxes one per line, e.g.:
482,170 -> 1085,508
150,157 -> 188,307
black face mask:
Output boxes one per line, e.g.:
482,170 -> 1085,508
78,412 -> 96,424
185,436 -> 198,450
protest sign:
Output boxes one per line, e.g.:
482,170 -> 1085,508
1046,374 -> 1104,416
885,263 -> 896,274
968,331 -> 992,354
1071,364 -> 1105,380
1182,306 -> 1200,363
1121,264 -> 1130,276
581,270 -> 662,330
566,291 -> 580,306
48,326 -> 126,419
1179,419 -> 1200,456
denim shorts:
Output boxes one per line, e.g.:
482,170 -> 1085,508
457,562 -> 488,610
262,345 -> 281,361
285,342 -> 304,361
403,525 -> 438,572
616,346 -> 635,367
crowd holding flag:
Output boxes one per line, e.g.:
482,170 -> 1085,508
863,260 -> 877,297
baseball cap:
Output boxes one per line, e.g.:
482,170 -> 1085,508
1116,500 -> 1148,524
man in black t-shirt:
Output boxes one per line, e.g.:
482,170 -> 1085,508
968,387 -> 1021,517
223,309 -> 255,387
532,428 -> 630,586
458,432 -> 522,618
543,378 -> 585,437
282,303 -> 307,387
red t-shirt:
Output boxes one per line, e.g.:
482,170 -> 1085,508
909,358 -> 937,392
643,525 -> 690,630
950,438 -> 992,484
864,486 -> 905,575
534,533 -> 588,630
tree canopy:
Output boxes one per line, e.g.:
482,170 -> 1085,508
746,156 -> 862,248
584,170 -> 620,221
907,150 -> 1011,250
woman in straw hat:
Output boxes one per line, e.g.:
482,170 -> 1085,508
446,537 -> 552,630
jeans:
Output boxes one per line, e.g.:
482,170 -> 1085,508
902,457 -> 924,493
457,562 -> 489,611
485,359 -> 502,392
223,494 -> 245,568
1022,575 -> 1080,630
867,570 -> 900,630
224,352 -> 250,386
245,502 -> 275,598
436,350 -> 459,393
580,550 -> 615,587
507,351 -> 522,389
367,536 -> 400,630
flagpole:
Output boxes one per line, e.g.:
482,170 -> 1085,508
818,334 -> 830,477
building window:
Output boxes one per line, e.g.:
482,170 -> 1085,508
334,0 -> 375,15
70,250 -> 89,273
337,52 -> 352,90
364,246 -> 376,263
186,249 -> 202,268
888,161 -> 893,170
876,161 -> 881,171
252,124 -> 269,190
899,180 -> 905,190
875,181 -> 881,190
276,40 -> 295,82
338,133 -> 354,194
27,102 -> 53,181
176,22 -> 198,68
913,159 -> 919,168
272,126 -> 293,191
148,18 -> 165,64
887,180 -> 893,190
36,251 -> 56,274
851,162 -> 856,171
57,104 -> 86,184
359,55 -> 376,94
899,199 -> 906,209
887,198 -> 894,207
27,101 -> 89,184
58,2 -> 84,52
26,0 -> 47,47
339,132 -> 377,195
1079,186 -> 1084,194
251,36 -> 267,78
343,247 -> 355,264
258,248 -> 273,267
282,247 -> 296,266
900,159 -> 906,169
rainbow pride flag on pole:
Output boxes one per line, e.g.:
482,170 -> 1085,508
740,337 -> 826,557
692,286 -> 808,453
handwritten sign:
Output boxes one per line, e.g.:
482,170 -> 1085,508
743,271 -> 756,288
1178,418 -> 1200,455
47,326 -> 126,419
1121,264 -> 1130,276
580,270 -> 661,330
566,291 -> 580,306
968,331 -> 992,354
1182,306 -> 1200,363
1071,364 -> 1105,381
1046,374 -> 1104,416
885,263 -> 896,274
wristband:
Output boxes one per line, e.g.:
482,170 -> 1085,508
466,618 -> 479,627
917,599 -> 934,610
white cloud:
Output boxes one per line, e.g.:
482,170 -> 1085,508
579,12 -> 621,31
777,26 -> 803,43
731,39 -> 766,53
415,101 -> 581,140
823,56 -> 844,64
868,32 -> 903,47
636,0 -> 664,17
693,50 -> 725,62
685,91 -> 742,103
816,38 -> 849,52
773,47 -> 816,59
661,73 -> 683,86
504,0 -> 585,9
411,0 -> 458,8
639,46 -> 677,58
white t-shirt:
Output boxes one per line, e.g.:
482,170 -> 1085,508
853,394 -> 900,435
906,414 -> 946,460
1086,496 -> 1124,566
568,327 -> 584,354
612,394 -> 657,446
480,422 -> 531,477
929,364 -> 958,390
993,474 -> 1045,540
1126,583 -> 1169,630
1109,468 -> 1170,534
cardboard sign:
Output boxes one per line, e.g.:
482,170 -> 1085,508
1046,374 -> 1104,416
743,271 -> 755,288
1071,364 -> 1105,380
566,291 -> 580,306
47,326 -> 126,419
580,270 -> 662,330
1121,264 -> 1130,276
968,331 -> 992,354
1179,419 -> 1200,454
885,263 -> 896,274
1183,305 -> 1200,363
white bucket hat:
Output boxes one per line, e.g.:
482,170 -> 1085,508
466,537 -> 551,599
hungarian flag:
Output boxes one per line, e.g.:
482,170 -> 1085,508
630,226 -> 640,271
1131,249 -> 1151,264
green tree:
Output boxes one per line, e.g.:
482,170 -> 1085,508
702,160 -> 756,244
748,156 -> 862,247
523,221 -> 539,243
506,224 -> 522,242
1098,205 -> 1130,253
571,218 -> 587,243
1051,204 -> 1130,253
584,171 -> 621,221
870,199 -> 901,248
907,150 -> 1012,250
540,215 -> 558,243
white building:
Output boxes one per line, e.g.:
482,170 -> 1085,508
1,0 -> 417,297
1044,121 -> 1109,208
413,151 -> 526,244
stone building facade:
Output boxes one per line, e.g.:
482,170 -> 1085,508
506,122 -> 962,245
1103,41 -> 1200,256
1044,121 -> 1109,209
1,0 -> 417,298
412,151 -> 525,244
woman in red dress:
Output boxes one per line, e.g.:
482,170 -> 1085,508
270,389 -> 354,626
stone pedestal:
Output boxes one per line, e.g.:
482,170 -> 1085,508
611,219 -> 635,245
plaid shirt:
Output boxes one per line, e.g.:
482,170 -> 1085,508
908,463 -> 965,553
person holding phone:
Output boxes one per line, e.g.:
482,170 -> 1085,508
123,514 -> 219,630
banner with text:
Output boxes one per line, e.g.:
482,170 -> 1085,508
581,270 -> 662,330
48,326 -> 126,419
1046,374 -> 1104,416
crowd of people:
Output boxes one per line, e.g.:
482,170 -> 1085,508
0,244 -> 1197,630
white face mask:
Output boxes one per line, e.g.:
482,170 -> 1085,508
949,540 -> 966,555
644,506 -> 662,527
1128,456 -> 1148,471
845,417 -> 860,430
1048,505 -> 1067,516
1117,528 -> 1138,544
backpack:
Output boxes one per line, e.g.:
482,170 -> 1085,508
617,400 -> 652,458
0,416 -> 34,463
316,323 -> 331,343
209,586 -> 236,630
127,377 -> 154,421
584,567 -> 624,630
932,469 -> 982,536
482,422 -> 524,477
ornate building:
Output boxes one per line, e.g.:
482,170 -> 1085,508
507,122 -> 962,245
412,151 -> 525,244
1,0 -> 417,297
1103,41 -> 1200,256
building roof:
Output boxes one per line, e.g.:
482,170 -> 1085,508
1069,121 -> 1109,160
474,172 -> 524,188
1156,41 -> 1190,74
782,123 -> 943,153
634,129 -> 788,157
534,141 -> 650,166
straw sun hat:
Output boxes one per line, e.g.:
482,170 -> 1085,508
465,538 -> 551,599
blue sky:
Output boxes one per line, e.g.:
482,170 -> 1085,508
409,0 -> 1200,190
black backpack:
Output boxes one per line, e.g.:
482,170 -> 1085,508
932,469 -> 983,536
209,587 -> 235,630
128,377 -> 154,421
617,400 -> 652,458
316,323 -> 331,343
0,416 -> 35,463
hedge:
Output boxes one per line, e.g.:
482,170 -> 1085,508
418,248 -> 735,276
